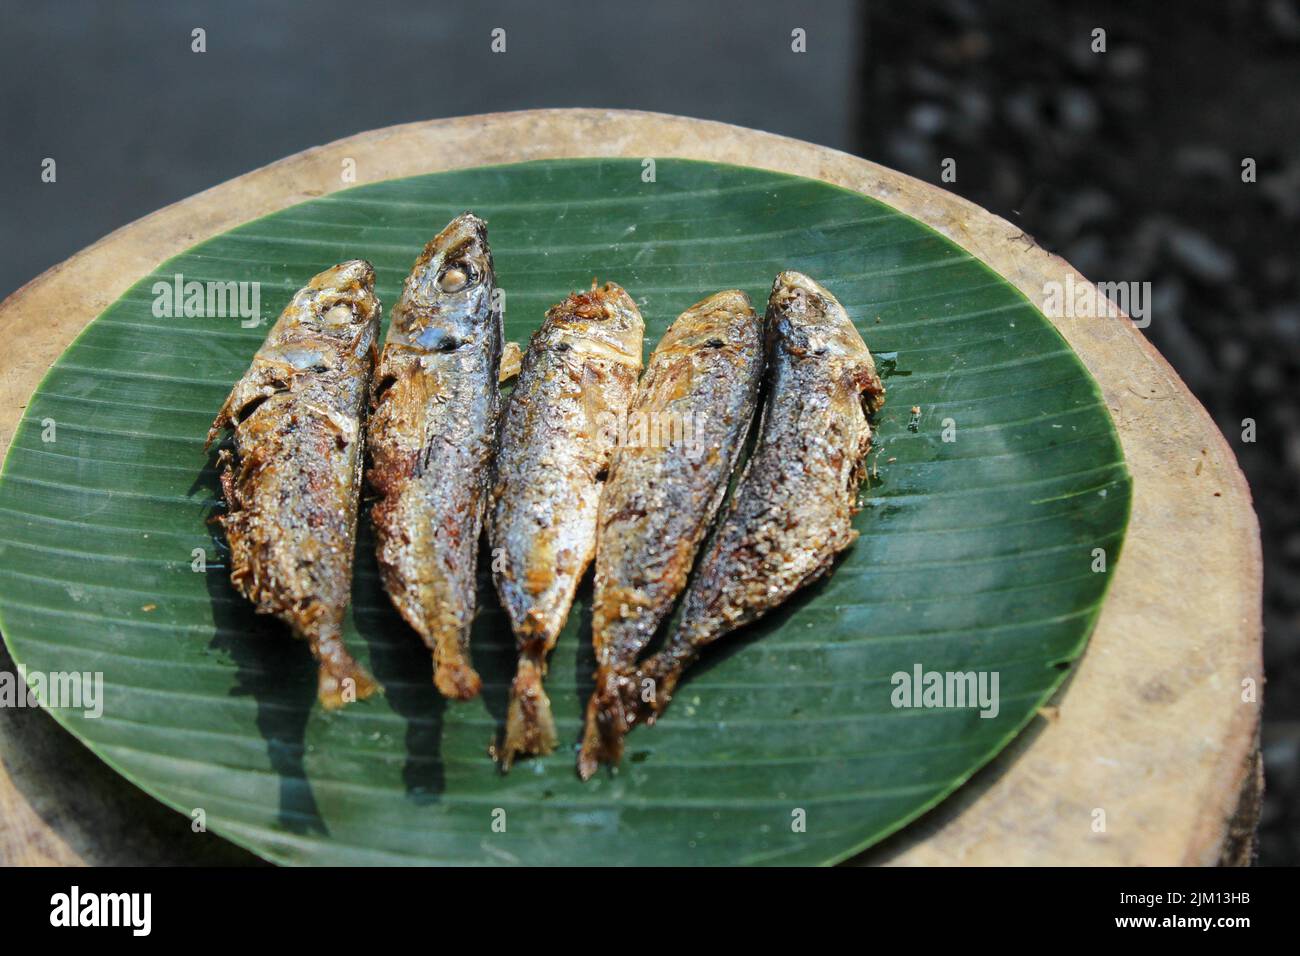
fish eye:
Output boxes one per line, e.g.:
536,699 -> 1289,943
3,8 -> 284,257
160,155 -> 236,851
437,262 -> 477,293
322,303 -> 355,325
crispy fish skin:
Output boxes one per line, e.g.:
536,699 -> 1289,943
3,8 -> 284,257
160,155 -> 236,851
577,289 -> 764,779
627,271 -> 885,728
367,214 -> 502,700
207,260 -> 383,710
490,282 -> 644,768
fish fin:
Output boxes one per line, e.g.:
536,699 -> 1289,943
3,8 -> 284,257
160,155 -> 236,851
576,722 -> 606,781
577,697 -> 617,781
434,658 -> 483,701
311,629 -> 381,709
498,341 -> 523,383
500,657 -> 557,770
206,377 -> 248,451
205,404 -> 232,452
215,449 -> 238,507
576,667 -> 637,780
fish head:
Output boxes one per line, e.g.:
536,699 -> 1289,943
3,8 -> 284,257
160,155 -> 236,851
768,271 -> 868,359
264,260 -> 381,371
655,289 -> 758,357
768,271 -> 883,410
392,212 -> 497,351
298,259 -> 382,330
544,281 -> 645,368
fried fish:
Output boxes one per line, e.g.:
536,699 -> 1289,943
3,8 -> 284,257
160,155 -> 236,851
367,213 -> 503,700
624,271 -> 884,735
490,282 -> 644,768
207,260 -> 383,709
578,289 -> 764,778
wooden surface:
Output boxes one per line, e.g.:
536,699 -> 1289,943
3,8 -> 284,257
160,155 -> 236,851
0,109 -> 1262,866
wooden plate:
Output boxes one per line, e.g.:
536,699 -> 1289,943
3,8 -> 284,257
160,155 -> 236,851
0,110 -> 1261,865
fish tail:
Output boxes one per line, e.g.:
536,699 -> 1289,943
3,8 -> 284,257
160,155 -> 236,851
311,626 -> 380,710
575,647 -> 696,779
576,666 -> 635,780
434,655 -> 483,701
500,655 -> 557,770
576,714 -> 609,782
430,613 -> 483,700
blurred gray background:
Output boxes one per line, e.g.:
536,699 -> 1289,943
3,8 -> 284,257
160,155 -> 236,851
1,0 -> 1295,864
0,0 -> 860,299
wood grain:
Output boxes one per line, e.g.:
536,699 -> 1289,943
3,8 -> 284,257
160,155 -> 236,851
0,109 -> 1262,866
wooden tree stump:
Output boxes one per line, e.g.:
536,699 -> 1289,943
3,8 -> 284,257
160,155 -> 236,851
0,110 -> 1263,866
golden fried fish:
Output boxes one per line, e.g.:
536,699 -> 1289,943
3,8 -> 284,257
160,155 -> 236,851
621,272 -> 884,744
578,289 -> 764,778
490,282 -> 644,769
207,260 -> 383,709
367,213 -> 503,700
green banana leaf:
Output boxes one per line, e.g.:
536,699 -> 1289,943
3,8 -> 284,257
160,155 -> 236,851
0,159 -> 1130,865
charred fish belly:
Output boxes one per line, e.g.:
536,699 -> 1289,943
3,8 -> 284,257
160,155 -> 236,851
367,213 -> 503,701
629,271 -> 884,735
578,289 -> 764,779
207,260 -> 383,710
490,282 -> 644,769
